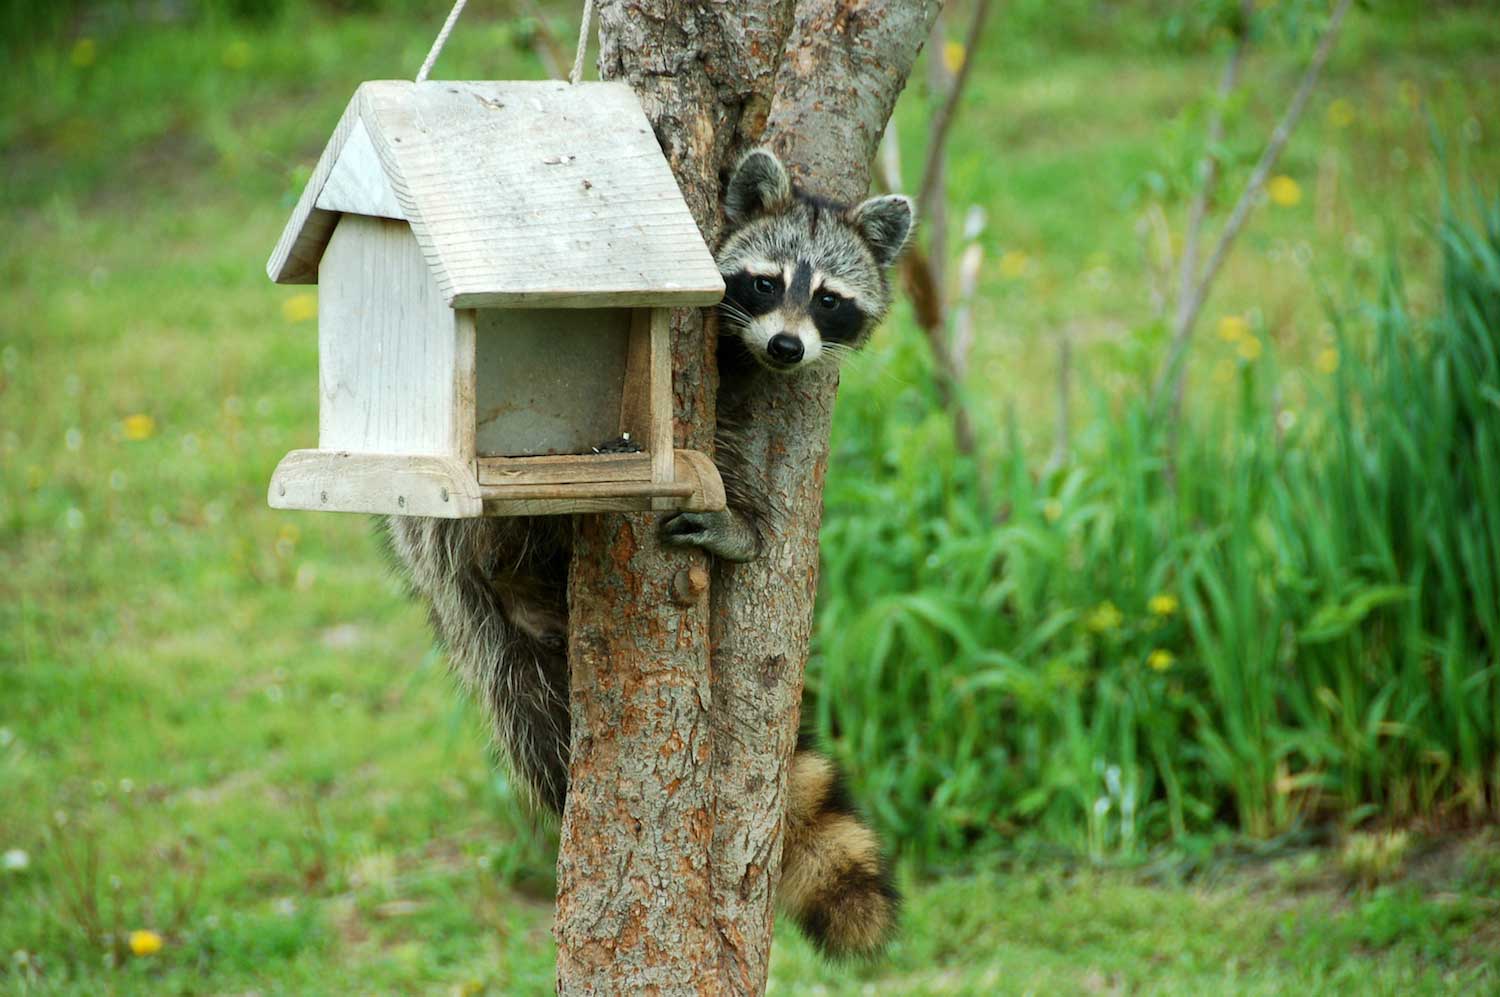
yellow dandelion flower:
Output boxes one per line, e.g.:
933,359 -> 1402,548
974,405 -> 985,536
1147,649 -> 1175,672
71,38 -> 97,68
1217,315 -> 1248,343
282,293 -> 317,323
222,40 -> 252,70
1315,347 -> 1340,374
128,929 -> 163,957
122,414 -> 156,441
1085,601 -> 1123,633
1148,593 -> 1178,617
942,40 -> 966,75
1326,98 -> 1354,128
1268,175 -> 1302,207
998,249 -> 1029,279
1237,336 -> 1263,361
1042,499 -> 1062,524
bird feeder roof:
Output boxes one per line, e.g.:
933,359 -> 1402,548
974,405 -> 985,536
267,80 -> 725,308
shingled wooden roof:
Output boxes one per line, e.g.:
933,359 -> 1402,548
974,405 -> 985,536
267,80 -> 724,308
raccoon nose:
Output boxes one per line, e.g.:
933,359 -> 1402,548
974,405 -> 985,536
767,333 -> 804,364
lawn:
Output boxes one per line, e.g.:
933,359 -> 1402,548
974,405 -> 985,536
3,1 -> 1498,992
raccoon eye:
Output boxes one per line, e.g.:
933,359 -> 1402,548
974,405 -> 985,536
753,276 -> 777,295
816,292 -> 840,311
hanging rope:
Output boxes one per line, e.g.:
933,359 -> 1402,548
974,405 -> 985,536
416,0 -> 469,82
568,0 -> 596,84
417,0 -> 595,85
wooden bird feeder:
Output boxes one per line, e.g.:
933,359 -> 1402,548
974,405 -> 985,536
266,80 -> 726,518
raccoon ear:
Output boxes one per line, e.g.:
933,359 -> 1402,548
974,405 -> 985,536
724,149 -> 793,224
850,194 -> 915,268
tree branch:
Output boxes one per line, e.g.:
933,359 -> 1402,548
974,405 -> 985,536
517,0 -> 568,80
1155,0 -> 1353,413
915,0 -> 994,223
1190,0 -> 1350,324
1172,0 -> 1251,342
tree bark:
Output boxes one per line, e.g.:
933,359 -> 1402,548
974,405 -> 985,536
557,3 -> 792,993
709,3 -> 940,992
559,2 -> 938,993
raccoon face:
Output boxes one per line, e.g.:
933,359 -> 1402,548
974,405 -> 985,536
716,149 -> 914,373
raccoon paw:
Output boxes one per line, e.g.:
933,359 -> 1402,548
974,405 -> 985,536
660,509 -> 758,563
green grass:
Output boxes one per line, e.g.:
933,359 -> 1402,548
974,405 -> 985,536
3,0 -> 1499,991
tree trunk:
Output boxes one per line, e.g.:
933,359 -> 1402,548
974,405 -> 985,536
708,2 -> 940,991
559,2 -> 938,993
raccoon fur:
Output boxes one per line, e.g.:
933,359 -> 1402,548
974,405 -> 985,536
382,149 -> 913,958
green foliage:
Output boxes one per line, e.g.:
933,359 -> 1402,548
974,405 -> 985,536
1,0 -> 1497,988
813,191 -> 1500,864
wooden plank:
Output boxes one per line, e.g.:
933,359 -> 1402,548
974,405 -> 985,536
452,308 -> 477,463
317,215 -> 462,456
267,446 -> 719,519
618,308 -> 653,453
672,448 -> 726,512
269,81 -> 727,303
481,495 -> 659,516
268,449 -> 482,517
451,288 -> 723,309
484,480 -> 695,501
647,308 -> 675,483
647,307 -> 676,510
476,452 -> 652,487
358,81 -> 725,306
314,117 -> 405,221
478,448 -> 724,517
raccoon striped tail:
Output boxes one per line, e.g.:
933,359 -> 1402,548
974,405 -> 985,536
778,739 -> 899,958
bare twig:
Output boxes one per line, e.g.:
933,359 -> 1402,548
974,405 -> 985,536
878,2 -> 996,509
1044,325 -> 1073,477
1193,0 -> 1351,307
518,0 -> 568,79
1137,206 -> 1172,319
1172,0 -> 1251,344
950,206 -> 986,381
925,12 -> 951,295
879,116 -> 905,192
915,0 -> 994,222
1155,0 -> 1353,417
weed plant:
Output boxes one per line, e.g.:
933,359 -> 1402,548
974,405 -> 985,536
813,191 -> 1500,865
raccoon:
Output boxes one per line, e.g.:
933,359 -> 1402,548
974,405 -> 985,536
382,149 -> 913,958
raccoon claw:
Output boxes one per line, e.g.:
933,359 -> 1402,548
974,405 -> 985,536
660,510 -> 757,562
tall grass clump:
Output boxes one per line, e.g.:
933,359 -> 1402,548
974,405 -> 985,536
811,190 -> 1500,866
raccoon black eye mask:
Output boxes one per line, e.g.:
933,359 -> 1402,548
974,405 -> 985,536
386,148 -> 913,960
